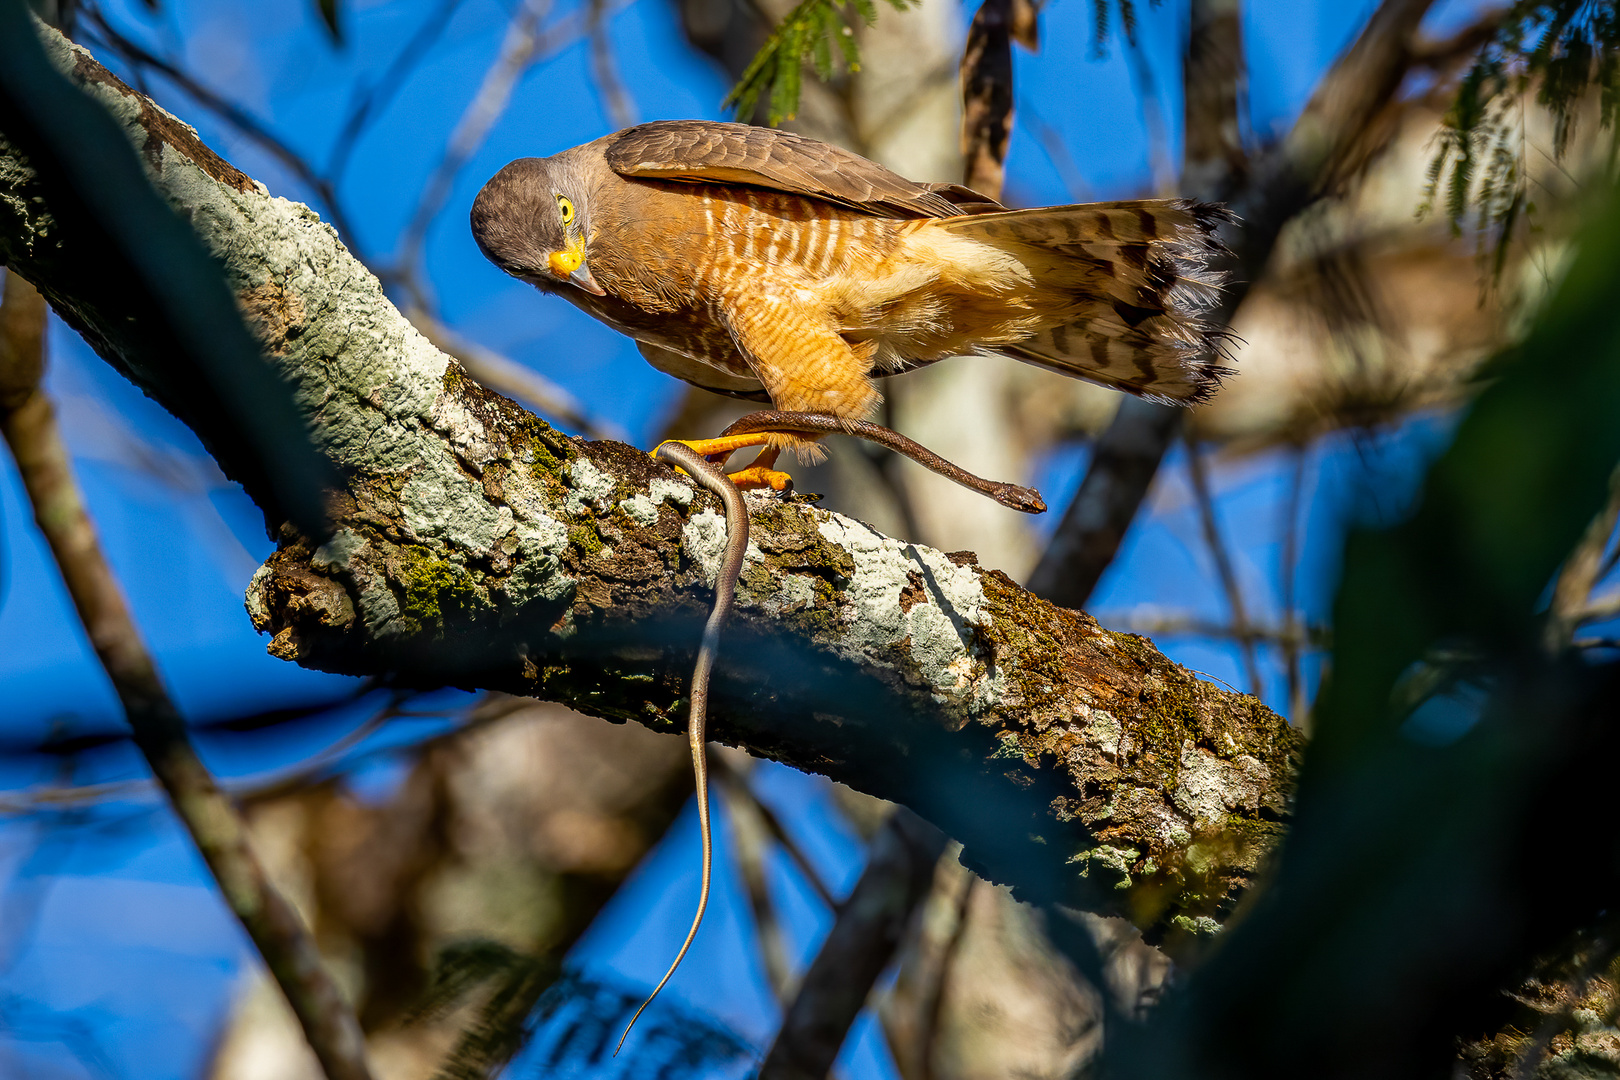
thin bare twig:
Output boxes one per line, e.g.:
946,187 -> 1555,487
1599,536 -> 1620,585
1124,36 -> 1175,195
587,0 -> 637,129
1279,444 -> 1310,722
0,273 -> 372,1080
1409,5 -> 1509,68
1546,463 -> 1620,650
710,750 -> 838,912
1094,610 -> 1328,650
1016,96 -> 1093,201
79,8 -> 362,252
0,691 -> 409,813
393,0 -> 555,299
405,308 -> 625,441
1185,438 -> 1263,697
325,0 -> 467,184
0,693 -> 543,818
1576,590 -> 1620,628
712,750 -> 796,1001
1026,398 -> 1181,605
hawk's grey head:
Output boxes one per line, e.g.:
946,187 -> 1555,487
471,156 -> 604,296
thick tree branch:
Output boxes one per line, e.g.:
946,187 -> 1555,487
0,27 -> 1299,946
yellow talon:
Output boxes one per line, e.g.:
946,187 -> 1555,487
653,440 -> 791,490
653,433 -> 774,463
728,465 -> 793,491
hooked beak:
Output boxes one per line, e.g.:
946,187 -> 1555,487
569,263 -> 606,296
548,239 -> 606,297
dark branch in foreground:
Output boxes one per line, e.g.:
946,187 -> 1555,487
0,25 -> 1300,949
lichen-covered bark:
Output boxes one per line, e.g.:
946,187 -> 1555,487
0,27 -> 1302,946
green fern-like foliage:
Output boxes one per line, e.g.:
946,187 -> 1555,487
520,970 -> 753,1077
1090,0 -> 1141,56
411,941 -> 753,1080
723,0 -> 1160,127
1425,2 -> 1620,274
723,0 -> 919,125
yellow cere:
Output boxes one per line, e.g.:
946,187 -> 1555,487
549,246 -> 583,276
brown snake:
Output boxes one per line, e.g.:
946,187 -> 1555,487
719,410 -> 1048,514
619,421 -> 1044,1051
617,440 -> 747,1053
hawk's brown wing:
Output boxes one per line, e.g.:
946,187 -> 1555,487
604,120 -> 1001,218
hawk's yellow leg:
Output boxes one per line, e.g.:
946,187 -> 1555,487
652,437 -> 793,492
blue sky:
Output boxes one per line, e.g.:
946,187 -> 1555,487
0,0 -> 1493,1076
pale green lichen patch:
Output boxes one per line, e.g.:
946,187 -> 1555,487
1071,844 -> 1140,890
616,475 -> 698,527
1183,841 -> 1216,876
617,494 -> 660,527
311,528 -> 366,572
813,514 -> 999,710
1086,707 -> 1123,758
680,509 -> 765,588
244,563 -> 275,628
649,477 -> 694,507
565,457 -> 616,515
1173,742 -> 1271,828
1170,914 -> 1223,938
503,518 -> 574,607
760,572 -> 818,616
400,469 -> 514,552
351,566 -> 405,639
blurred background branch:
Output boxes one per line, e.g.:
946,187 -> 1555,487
760,808 -> 946,1080
0,269 -> 372,1080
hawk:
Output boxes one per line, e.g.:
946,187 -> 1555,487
471,120 -> 1231,480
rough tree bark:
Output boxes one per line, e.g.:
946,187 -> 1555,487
0,27 -> 1299,947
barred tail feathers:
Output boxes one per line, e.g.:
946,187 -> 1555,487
939,199 -> 1235,404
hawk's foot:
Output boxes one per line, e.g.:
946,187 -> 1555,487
726,446 -> 793,492
653,439 -> 794,493
659,432 -> 773,462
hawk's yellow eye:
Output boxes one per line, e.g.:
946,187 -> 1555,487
557,196 -> 574,224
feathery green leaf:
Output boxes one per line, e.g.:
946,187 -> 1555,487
1424,2 -> 1620,280
722,0 -> 920,125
